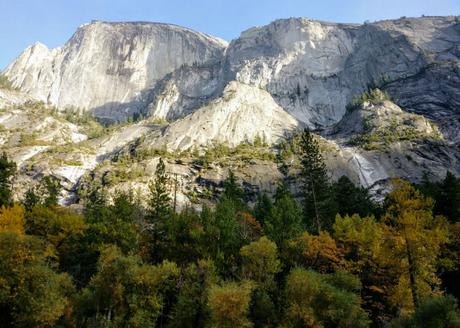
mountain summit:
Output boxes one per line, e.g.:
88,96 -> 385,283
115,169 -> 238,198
1,16 -> 460,205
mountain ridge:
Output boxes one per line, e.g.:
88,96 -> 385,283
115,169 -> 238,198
1,15 -> 459,206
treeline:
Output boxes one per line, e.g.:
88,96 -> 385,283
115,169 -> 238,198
0,130 -> 460,327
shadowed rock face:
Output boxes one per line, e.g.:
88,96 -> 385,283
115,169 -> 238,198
3,21 -> 227,121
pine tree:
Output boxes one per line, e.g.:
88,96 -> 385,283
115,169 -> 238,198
23,187 -> 40,212
264,181 -> 303,250
298,129 -> 333,233
147,158 -> 171,225
0,152 -> 16,207
146,158 -> 171,261
222,170 -> 244,207
253,193 -> 272,226
438,172 -> 460,223
40,175 -> 60,207
332,175 -> 379,218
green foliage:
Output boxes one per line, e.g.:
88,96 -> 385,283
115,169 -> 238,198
240,236 -> 281,285
147,158 -> 171,225
0,74 -> 15,90
41,176 -> 61,207
298,129 -> 336,233
0,232 -> 74,327
262,182 -> 303,250
60,107 -> 115,139
18,131 -> 50,147
150,116 -> 169,125
146,158 -> 172,261
349,117 -> 441,151
222,170 -> 245,207
283,268 -> 369,328
207,280 -> 255,328
347,88 -> 391,113
0,152 -> 458,327
168,259 -> 217,328
193,141 -> 276,169
332,175 -> 380,217
212,196 -> 244,275
0,152 -> 16,207
75,245 -> 179,327
61,188 -> 143,287
25,204 -> 86,249
419,171 -> 460,223
392,295 -> 460,328
83,189 -> 141,254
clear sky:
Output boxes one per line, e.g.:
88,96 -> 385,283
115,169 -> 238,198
1,0 -> 459,69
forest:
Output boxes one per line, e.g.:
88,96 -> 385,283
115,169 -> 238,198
0,129 -> 460,328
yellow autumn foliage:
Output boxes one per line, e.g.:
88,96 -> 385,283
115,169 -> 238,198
0,204 -> 25,235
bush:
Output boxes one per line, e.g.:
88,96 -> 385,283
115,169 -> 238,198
392,295 -> 460,327
0,74 -> 15,90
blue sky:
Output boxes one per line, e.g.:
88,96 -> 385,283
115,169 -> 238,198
1,0 -> 459,69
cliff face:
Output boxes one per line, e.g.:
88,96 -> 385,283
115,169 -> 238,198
2,16 -> 460,205
5,17 -> 460,129
4,21 -> 227,121
226,17 -> 460,129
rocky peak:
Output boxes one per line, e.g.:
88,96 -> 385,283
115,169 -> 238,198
3,20 -> 228,121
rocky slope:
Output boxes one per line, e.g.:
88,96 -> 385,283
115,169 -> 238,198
1,16 -> 460,206
149,81 -> 299,150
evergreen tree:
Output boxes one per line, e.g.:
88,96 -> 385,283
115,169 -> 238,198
0,152 -> 16,207
264,182 -> 303,250
392,295 -> 460,328
146,158 -> 172,262
298,129 -> 333,233
213,195 -> 242,276
439,222 -> 460,301
332,175 -> 380,218
418,171 -> 460,223
40,176 -> 60,207
437,172 -> 460,223
253,193 -> 272,226
23,187 -> 40,212
147,158 -> 171,226
222,170 -> 245,208
82,183 -> 109,219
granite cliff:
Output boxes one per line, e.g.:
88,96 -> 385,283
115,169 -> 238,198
1,16 -> 460,205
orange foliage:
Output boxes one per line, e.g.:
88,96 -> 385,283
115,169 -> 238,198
238,211 -> 263,242
286,231 -> 344,273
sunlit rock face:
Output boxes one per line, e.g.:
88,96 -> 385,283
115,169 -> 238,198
1,16 -> 460,205
4,21 -> 227,121
225,16 -> 460,129
4,16 -> 460,131
149,81 -> 299,150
